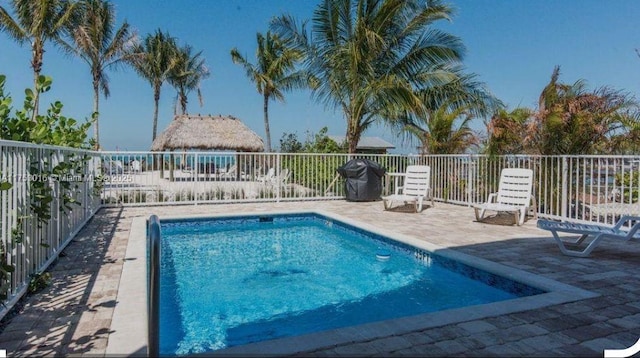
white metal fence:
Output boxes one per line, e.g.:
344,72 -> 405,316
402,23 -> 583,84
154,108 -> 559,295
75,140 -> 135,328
0,140 -> 101,319
100,152 -> 411,205
1,140 -> 639,317
100,151 -> 640,225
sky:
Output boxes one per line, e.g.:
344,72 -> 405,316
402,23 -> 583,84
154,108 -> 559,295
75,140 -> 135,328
0,0 -> 639,153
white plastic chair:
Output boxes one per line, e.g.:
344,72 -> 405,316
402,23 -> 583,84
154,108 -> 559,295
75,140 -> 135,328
473,168 -> 535,226
382,165 -> 433,213
258,168 -> 290,186
276,168 -> 291,186
258,168 -> 275,184
130,160 -> 141,173
538,216 -> 640,257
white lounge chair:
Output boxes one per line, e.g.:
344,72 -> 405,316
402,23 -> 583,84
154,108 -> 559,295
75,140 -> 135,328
473,168 -> 535,226
130,160 -> 141,173
258,168 -> 275,184
275,168 -> 291,186
219,164 -> 248,180
382,165 -> 433,213
258,168 -> 291,187
538,216 -> 640,257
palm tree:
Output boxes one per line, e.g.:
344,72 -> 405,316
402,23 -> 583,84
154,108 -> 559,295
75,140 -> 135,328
231,31 -> 304,152
406,105 -> 479,154
271,0 -> 465,153
128,30 -> 177,141
400,68 -> 501,153
529,66 -> 636,154
611,111 -> 640,154
60,0 -> 136,150
485,107 -> 532,155
167,44 -> 209,115
0,0 -> 80,120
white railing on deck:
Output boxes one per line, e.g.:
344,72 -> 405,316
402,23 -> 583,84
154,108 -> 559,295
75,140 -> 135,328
0,140 -> 101,319
100,151 -> 640,225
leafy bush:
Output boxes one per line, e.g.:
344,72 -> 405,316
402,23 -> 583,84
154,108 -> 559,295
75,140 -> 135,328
0,74 -> 96,305
614,171 -> 640,203
0,74 -> 95,225
280,127 -> 346,192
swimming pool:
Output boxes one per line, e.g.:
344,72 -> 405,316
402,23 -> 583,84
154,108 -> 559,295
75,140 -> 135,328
107,209 -> 598,356
159,213 -> 546,355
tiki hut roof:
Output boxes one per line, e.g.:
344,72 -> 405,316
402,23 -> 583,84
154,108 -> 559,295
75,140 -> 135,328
151,114 -> 264,152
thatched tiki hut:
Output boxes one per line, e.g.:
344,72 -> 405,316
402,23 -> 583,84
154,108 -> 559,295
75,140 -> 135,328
151,114 -> 264,180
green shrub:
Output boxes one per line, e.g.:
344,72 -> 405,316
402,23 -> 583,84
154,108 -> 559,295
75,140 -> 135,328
615,171 -> 640,203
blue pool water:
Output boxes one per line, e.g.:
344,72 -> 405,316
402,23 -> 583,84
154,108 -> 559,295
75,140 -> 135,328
158,214 -> 543,355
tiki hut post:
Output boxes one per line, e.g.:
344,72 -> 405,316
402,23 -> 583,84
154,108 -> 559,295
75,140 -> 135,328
158,154 -> 164,179
169,152 -> 175,181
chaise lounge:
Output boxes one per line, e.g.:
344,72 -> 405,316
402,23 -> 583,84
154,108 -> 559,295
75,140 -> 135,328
537,216 -> 640,257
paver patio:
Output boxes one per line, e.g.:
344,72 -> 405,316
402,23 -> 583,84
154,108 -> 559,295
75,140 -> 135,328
0,200 -> 639,357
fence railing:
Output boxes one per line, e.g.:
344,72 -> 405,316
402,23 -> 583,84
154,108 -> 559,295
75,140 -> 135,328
0,140 -> 101,319
100,152 -> 412,205
100,151 -> 640,224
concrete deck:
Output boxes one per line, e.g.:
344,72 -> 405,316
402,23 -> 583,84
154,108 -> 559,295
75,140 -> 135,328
0,200 -> 639,357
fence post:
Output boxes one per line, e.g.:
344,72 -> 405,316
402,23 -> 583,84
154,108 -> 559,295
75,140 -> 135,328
467,154 -> 473,207
561,156 -> 568,219
276,153 -> 281,203
194,152 -> 199,205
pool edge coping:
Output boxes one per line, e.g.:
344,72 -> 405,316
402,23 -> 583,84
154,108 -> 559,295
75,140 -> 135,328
107,209 -> 599,356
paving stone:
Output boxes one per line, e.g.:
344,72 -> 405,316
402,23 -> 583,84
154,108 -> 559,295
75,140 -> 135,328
456,320 -> 497,334
560,322 -> 621,342
501,340 -> 540,355
0,338 -> 24,352
535,316 -> 581,332
579,271 -> 629,281
405,343 -> 447,356
480,343 -> 522,356
519,332 -> 578,350
467,330 -> 507,347
606,331 -> 640,348
557,344 -> 603,358
500,323 -> 549,341
423,326 -> 466,341
401,332 -> 435,346
368,336 -> 413,352
483,315 -> 528,329
581,337 -> 626,352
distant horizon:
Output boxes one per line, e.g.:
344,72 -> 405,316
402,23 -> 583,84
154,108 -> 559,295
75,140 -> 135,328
1,0 -> 639,154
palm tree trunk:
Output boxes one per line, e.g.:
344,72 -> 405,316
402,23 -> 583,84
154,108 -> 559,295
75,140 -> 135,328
180,93 -> 187,114
30,40 -> 44,122
153,85 -> 161,173
153,84 -> 160,141
180,85 -> 187,114
93,81 -> 100,150
346,122 -> 359,154
31,71 -> 40,122
263,94 -> 272,152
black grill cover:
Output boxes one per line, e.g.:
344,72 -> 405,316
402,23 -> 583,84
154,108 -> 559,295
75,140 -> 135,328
337,158 -> 386,201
